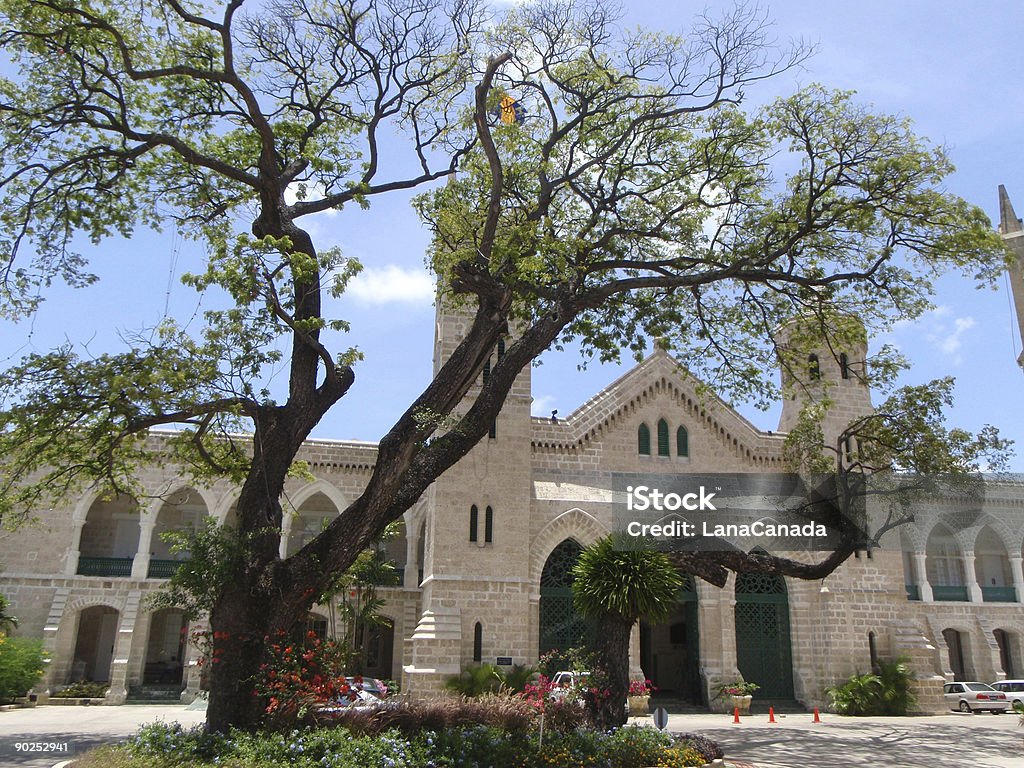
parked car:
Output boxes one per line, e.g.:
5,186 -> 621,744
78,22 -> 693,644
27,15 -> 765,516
990,680 -> 1024,710
942,681 -> 1010,713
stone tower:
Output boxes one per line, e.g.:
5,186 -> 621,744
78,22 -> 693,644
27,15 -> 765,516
997,184 -> 1024,370
776,315 -> 874,451
402,291 -> 535,694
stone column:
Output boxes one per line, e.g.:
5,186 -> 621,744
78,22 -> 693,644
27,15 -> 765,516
1009,555 -> 1024,603
963,552 -> 983,603
405,533 -> 420,589
913,552 -> 933,602
131,519 -> 156,579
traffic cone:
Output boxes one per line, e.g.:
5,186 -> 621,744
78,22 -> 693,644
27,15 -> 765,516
813,707 -> 821,723
733,706 -> 741,723
768,706 -> 776,723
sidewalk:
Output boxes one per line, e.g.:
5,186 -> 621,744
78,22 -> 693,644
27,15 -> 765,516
638,710 -> 1024,768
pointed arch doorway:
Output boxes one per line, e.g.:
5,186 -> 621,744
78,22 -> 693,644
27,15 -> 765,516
640,573 -> 701,704
734,572 -> 794,700
539,539 -> 588,656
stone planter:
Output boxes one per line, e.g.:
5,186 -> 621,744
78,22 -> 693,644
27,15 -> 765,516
729,694 -> 753,713
627,695 -> 650,715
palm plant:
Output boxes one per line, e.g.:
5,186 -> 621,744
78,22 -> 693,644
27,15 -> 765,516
571,536 -> 683,727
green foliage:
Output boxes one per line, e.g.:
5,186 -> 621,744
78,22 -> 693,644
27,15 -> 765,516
90,721 -> 712,768
51,680 -> 109,699
444,663 -> 504,697
826,658 -> 916,716
785,376 -> 1012,475
826,673 -> 882,715
0,594 -> 17,634
572,537 -> 683,624
444,662 -> 537,697
0,635 -> 46,701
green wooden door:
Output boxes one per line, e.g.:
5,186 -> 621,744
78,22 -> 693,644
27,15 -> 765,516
734,572 -> 794,699
539,539 -> 588,655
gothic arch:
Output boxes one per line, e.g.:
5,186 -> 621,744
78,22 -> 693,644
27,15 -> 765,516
528,508 -> 608,589
287,479 -> 347,513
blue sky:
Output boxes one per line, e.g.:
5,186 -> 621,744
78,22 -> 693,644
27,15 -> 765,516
1,1 -> 1023,469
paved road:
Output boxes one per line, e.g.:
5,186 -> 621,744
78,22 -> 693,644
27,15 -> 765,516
0,705 -> 205,768
646,710 -> 1024,768
0,705 -> 1022,767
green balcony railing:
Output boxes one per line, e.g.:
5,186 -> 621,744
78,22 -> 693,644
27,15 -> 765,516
905,584 -> 921,601
147,559 -> 188,579
77,556 -> 133,577
932,585 -> 969,602
981,586 -> 1017,603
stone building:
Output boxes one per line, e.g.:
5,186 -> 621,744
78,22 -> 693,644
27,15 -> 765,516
2,195 -> 1024,711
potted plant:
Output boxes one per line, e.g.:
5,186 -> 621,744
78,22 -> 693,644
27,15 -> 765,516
716,680 -> 759,713
627,679 -> 655,715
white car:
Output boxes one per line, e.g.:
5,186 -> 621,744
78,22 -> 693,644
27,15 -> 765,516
943,682 -> 1010,713
990,680 -> 1024,710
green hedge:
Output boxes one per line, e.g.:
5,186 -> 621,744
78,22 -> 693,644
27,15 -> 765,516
73,722 -> 711,768
0,636 -> 45,702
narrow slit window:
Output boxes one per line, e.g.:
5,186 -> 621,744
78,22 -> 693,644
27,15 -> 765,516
473,622 -> 483,662
638,423 -> 651,455
839,353 -> 850,380
808,354 -> 821,380
657,419 -> 670,457
482,358 -> 491,385
469,504 -> 478,542
676,426 -> 689,457
484,506 -> 493,543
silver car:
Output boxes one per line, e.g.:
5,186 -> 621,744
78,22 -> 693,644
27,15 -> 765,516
990,680 -> 1024,710
943,681 -> 1010,713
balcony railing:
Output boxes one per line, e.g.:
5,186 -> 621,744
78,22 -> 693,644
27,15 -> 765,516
77,556 -> 133,577
932,585 -> 970,602
905,584 -> 921,601
981,586 -> 1017,603
147,559 -> 188,579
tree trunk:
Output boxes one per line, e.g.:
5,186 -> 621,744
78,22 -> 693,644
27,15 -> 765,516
596,616 -> 632,729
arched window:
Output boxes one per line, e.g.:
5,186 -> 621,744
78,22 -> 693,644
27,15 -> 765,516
497,338 -> 506,361
657,419 -> 670,457
676,426 -> 689,458
484,506 -> 494,543
839,353 -> 850,380
489,419 -> 497,439
808,354 -> 821,380
638,423 -> 651,455
469,505 -> 479,543
473,622 -> 483,662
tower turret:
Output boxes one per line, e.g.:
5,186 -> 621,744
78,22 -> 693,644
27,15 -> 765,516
997,185 -> 1024,370
776,314 -> 873,450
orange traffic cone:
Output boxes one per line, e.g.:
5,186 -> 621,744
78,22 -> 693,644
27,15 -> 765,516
768,706 -> 777,723
733,706 -> 741,724
813,707 -> 821,723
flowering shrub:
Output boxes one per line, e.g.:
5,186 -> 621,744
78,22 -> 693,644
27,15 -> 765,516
254,630 -> 372,724
83,721 -> 717,768
715,679 -> 759,697
628,679 -> 654,696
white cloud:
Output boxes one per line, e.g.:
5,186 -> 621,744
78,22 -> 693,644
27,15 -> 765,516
938,317 -> 976,356
531,394 -> 557,418
347,265 -> 435,306
893,306 -> 976,365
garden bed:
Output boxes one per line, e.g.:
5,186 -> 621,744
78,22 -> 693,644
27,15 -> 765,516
70,720 -> 724,768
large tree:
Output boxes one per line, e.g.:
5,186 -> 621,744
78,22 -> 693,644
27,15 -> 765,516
0,0 -> 1009,730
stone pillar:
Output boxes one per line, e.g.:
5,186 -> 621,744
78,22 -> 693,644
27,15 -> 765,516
131,519 -> 156,579
963,552 -> 983,603
1009,555 -> 1024,603
106,592 -> 142,704
181,618 -> 207,703
913,553 -> 933,602
279,515 -> 293,559
405,533 -> 420,589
